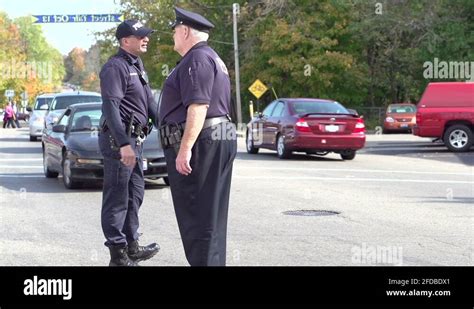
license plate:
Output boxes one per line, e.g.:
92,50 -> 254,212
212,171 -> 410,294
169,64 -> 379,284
325,125 -> 339,132
400,124 -> 408,128
143,159 -> 148,171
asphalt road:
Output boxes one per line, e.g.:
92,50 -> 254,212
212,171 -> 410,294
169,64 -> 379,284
0,127 -> 472,266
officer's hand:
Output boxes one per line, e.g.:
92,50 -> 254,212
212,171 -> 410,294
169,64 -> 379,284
120,145 -> 136,168
176,148 -> 192,175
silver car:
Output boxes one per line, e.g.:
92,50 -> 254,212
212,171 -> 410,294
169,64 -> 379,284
28,93 -> 56,141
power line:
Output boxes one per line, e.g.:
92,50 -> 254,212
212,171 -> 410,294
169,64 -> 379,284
208,39 -> 234,45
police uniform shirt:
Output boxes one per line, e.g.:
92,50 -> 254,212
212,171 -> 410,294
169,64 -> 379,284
100,48 -> 157,146
159,42 -> 231,125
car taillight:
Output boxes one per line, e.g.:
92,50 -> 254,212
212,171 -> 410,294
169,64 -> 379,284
416,112 -> 421,124
295,118 -> 311,132
353,118 -> 365,133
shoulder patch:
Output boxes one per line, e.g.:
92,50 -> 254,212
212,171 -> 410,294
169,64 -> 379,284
215,57 -> 229,75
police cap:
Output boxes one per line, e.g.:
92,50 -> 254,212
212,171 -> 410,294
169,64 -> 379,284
170,7 -> 215,33
116,20 -> 154,40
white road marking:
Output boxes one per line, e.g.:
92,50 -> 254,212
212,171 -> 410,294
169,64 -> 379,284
0,165 -> 42,168
236,166 -> 473,176
0,158 -> 42,161
234,175 -> 474,184
0,174 -> 44,178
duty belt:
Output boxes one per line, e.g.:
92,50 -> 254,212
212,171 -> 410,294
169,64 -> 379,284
129,123 -> 149,137
102,122 -> 149,137
159,115 -> 231,148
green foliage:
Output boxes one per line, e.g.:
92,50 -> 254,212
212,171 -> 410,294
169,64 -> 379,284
0,12 -> 65,105
92,0 -> 472,122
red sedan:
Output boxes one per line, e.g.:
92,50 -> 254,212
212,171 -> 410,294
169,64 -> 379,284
246,98 -> 366,160
383,103 -> 416,133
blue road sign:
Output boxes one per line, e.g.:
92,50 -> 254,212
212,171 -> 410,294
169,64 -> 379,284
32,14 -> 124,23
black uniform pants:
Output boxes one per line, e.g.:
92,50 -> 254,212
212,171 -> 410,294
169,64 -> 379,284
164,122 -> 237,266
99,132 -> 144,248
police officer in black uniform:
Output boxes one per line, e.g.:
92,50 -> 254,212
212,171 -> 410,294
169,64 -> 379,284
99,20 -> 159,266
158,7 -> 237,266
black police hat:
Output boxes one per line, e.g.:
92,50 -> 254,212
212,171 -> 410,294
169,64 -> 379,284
170,7 -> 215,33
116,20 -> 154,40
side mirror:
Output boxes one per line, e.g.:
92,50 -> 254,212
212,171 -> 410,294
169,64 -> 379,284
347,109 -> 359,116
257,112 -> 263,119
52,124 -> 67,133
40,104 -> 49,110
26,107 -> 32,112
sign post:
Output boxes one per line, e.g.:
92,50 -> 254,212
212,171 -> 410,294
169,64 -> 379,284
248,79 -> 268,113
4,89 -> 14,100
21,91 -> 28,113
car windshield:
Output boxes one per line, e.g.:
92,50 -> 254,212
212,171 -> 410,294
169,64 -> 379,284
34,97 -> 53,110
388,105 -> 416,113
70,109 -> 102,132
289,100 -> 349,115
52,96 -> 102,110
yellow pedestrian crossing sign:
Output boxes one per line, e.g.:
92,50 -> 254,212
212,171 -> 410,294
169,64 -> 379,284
248,79 -> 268,99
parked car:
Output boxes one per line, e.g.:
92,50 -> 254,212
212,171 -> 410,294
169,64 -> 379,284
246,98 -> 366,160
27,93 -> 56,141
44,91 -> 102,129
16,111 -> 30,122
42,103 -> 168,189
413,82 -> 474,152
382,103 -> 416,133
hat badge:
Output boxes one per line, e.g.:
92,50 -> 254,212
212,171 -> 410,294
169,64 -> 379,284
132,22 -> 144,30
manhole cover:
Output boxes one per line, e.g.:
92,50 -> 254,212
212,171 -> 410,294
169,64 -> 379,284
282,210 -> 340,216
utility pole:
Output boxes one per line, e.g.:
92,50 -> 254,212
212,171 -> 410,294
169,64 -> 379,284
233,3 -> 242,125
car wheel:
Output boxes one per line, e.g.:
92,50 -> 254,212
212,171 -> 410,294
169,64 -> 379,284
62,156 -> 81,189
30,135 -> 37,141
276,135 -> 291,159
443,125 -> 473,152
163,176 -> 170,186
246,131 -> 259,154
340,150 -> 356,160
43,149 -> 58,178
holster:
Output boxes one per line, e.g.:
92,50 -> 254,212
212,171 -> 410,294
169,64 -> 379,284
159,124 -> 184,149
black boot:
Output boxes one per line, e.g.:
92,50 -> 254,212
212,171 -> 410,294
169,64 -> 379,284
127,240 -> 160,263
109,245 -> 138,266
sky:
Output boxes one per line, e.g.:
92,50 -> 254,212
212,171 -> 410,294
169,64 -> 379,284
0,0 -> 122,55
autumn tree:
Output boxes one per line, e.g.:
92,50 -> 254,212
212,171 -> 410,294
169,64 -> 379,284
0,12 -> 65,106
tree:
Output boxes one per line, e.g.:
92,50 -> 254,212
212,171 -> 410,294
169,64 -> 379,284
15,16 -> 65,95
0,12 -> 65,106
91,0 -> 473,124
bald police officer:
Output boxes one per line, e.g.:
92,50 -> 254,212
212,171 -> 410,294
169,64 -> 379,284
99,20 -> 159,266
158,7 -> 237,266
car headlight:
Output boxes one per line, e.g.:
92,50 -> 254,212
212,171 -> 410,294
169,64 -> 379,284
385,117 -> 395,123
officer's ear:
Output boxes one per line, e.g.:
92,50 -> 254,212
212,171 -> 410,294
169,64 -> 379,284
184,26 -> 191,39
